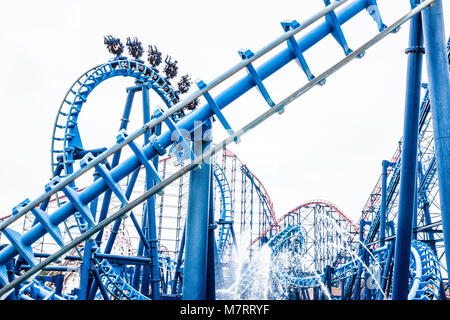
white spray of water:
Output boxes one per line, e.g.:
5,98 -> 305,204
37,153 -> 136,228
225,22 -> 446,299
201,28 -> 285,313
216,232 -> 276,299
216,231 -> 331,299
216,211 -> 387,300
317,214 -> 386,298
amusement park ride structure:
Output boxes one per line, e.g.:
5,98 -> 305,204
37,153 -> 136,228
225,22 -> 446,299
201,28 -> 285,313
0,0 -> 449,301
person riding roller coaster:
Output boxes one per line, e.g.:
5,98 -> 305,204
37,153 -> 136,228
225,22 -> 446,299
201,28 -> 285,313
104,35 -> 125,60
126,37 -> 145,61
104,35 -> 200,117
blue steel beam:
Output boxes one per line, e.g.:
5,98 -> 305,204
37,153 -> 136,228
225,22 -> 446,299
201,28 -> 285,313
379,163 -> 389,246
141,83 -> 161,299
182,123 -> 212,300
172,225 -> 186,294
206,167 -> 216,300
380,160 -> 395,247
281,20 -> 317,83
392,6 -> 424,300
213,163 -> 235,258
93,85 -> 138,246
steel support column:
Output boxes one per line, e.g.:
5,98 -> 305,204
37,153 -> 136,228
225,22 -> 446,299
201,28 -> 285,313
182,122 -> 212,300
172,225 -> 186,295
421,0 -> 450,277
94,87 -> 135,246
205,167 -> 216,300
380,160 -> 393,246
141,83 -> 161,299
78,240 -> 95,300
392,8 -> 424,300
377,241 -> 395,300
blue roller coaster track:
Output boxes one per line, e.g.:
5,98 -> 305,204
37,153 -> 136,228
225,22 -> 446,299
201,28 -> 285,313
0,0 -> 449,301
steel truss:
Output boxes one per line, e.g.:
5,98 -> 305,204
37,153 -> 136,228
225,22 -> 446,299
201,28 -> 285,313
0,0 -> 448,301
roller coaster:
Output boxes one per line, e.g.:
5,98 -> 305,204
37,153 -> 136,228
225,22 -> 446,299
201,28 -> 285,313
0,0 -> 449,301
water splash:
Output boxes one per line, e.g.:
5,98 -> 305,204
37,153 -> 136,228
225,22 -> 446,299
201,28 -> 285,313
216,211 -> 387,300
216,244 -> 274,299
216,229 -> 331,300
315,214 -> 386,298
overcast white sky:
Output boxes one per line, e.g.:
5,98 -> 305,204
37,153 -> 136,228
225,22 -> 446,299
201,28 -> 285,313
0,0 -> 448,223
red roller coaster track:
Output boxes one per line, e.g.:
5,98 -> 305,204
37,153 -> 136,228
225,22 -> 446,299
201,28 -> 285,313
250,199 -> 358,247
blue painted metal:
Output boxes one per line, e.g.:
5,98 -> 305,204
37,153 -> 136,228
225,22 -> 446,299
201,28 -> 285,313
323,0 -> 362,58
117,130 -> 163,190
361,81 -> 436,251
392,8 -> 424,300
366,0 -> 388,32
81,154 -> 128,207
2,229 -> 36,268
30,206 -> 64,248
258,201 -> 359,296
362,158 -> 401,246
91,268 -> 110,300
1,0 -> 446,301
16,278 -> 73,300
240,165 -> 277,245
421,0 -> 450,278
156,106 -> 195,164
408,240 -> 442,300
103,168 -> 144,253
281,20 -> 318,83
238,49 -> 276,107
59,180 -> 96,229
267,224 -> 310,287
78,239 -> 94,300
0,0 -> 378,239
51,66 -> 176,300
355,31 -> 449,301
51,60 -> 179,183
182,123 -> 212,300
352,80 -> 441,300
171,225 -> 185,295
94,259 -> 149,300
380,160 -> 394,246
376,241 -> 394,300
91,84 -> 142,248
196,79 -> 237,140
212,163 -> 235,259
142,82 -> 161,299
0,0 -> 352,238
206,167 -> 216,300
